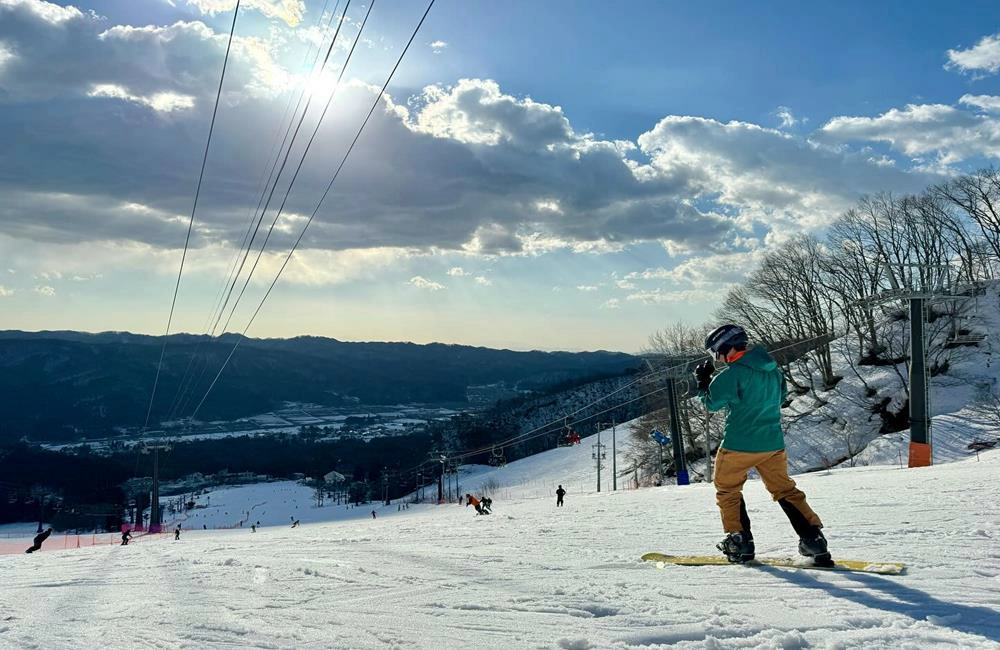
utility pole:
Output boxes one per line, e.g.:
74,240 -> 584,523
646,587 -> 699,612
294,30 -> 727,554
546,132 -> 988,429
143,443 -> 170,533
592,427 -> 606,492
382,467 -> 390,506
598,421 -> 617,491
438,456 -> 445,503
612,419 -> 617,491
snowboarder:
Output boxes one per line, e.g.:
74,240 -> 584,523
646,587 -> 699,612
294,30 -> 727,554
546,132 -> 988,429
251,524 -> 257,533
371,510 -> 376,519
481,497 -> 492,513
121,529 -> 133,546
24,527 -> 53,554
696,324 -> 831,566
291,519 -> 300,528
174,526 -> 181,541
556,485 -> 566,507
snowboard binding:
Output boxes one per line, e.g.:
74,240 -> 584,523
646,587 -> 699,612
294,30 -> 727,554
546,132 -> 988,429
717,532 -> 755,563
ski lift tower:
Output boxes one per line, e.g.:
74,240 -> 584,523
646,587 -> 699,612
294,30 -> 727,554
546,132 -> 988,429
865,262 -> 964,468
644,335 -> 835,485
643,356 -> 702,486
141,442 -> 171,533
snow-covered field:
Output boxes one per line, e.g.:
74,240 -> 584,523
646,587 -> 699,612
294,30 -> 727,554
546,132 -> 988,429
2,425 -> 998,649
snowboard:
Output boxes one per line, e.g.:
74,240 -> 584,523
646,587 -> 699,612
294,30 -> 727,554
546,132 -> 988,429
641,552 -> 905,575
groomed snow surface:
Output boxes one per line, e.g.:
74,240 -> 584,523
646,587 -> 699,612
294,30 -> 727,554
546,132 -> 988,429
2,426 -> 999,649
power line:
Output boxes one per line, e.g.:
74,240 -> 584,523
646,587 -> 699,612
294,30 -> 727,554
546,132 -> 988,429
188,0 -> 437,421
165,0 -> 346,420
218,0 -> 377,337
142,0 -> 242,431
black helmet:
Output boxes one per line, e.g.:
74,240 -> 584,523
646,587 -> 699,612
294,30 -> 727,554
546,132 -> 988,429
705,324 -> 748,358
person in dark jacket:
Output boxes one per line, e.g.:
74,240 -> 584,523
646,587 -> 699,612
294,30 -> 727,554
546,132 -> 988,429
24,527 -> 53,554
556,485 -> 566,507
697,324 -> 831,566
465,494 -> 487,515
121,529 -> 133,546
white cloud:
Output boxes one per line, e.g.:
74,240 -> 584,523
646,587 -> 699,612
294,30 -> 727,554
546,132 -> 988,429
474,276 -> 491,286
946,32 -> 1000,75
406,78 -> 576,149
0,42 -> 14,69
0,0 -> 82,25
462,223 -> 524,255
0,285 -> 13,297
34,285 -> 55,296
408,276 -> 445,291
624,251 -> 762,288
576,285 -> 598,292
614,279 -> 635,290
774,106 -> 798,128
600,298 -> 620,310
183,0 -> 305,26
820,102 -> 1000,165
625,288 -> 706,304
88,84 -> 196,113
960,94 -> 1000,112
534,199 -> 563,214
446,267 -> 470,277
638,115 -> 925,233
429,39 -> 447,54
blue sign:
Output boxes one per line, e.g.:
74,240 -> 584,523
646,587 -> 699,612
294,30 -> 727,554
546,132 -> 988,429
650,429 -> 670,446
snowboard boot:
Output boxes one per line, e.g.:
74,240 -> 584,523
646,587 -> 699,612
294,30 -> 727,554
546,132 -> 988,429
717,532 -> 755,563
798,528 -> 833,567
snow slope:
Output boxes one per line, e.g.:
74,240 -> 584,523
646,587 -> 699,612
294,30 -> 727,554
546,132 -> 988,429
129,422 -> 640,531
1,436 -> 998,648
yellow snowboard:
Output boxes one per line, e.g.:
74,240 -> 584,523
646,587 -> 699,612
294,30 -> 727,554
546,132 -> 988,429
641,552 -> 905,575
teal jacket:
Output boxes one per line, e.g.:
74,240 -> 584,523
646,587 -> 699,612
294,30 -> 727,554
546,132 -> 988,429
698,346 -> 787,453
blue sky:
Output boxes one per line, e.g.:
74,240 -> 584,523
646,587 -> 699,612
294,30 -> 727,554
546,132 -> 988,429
1,0 -> 999,352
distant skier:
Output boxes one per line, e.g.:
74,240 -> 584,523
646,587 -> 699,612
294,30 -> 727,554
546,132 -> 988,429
556,485 -> 566,507
24,527 -> 53,554
291,519 -> 300,528
465,494 -> 487,515
371,510 -> 377,519
696,324 -> 831,566
174,526 -> 181,541
251,524 -> 257,533
121,529 -> 133,546
481,497 -> 492,513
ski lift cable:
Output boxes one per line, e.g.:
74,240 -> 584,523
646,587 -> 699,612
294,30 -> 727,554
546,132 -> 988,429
141,0 -> 242,433
187,0 -> 437,422
396,330 -> 840,477
217,0 -> 377,338
464,330 -> 839,459
164,0 -> 343,422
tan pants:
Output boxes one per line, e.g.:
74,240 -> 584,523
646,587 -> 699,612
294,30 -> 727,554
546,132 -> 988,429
714,448 -> 822,534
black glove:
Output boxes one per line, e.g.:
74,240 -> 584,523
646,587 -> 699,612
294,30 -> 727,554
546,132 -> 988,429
694,359 -> 715,392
